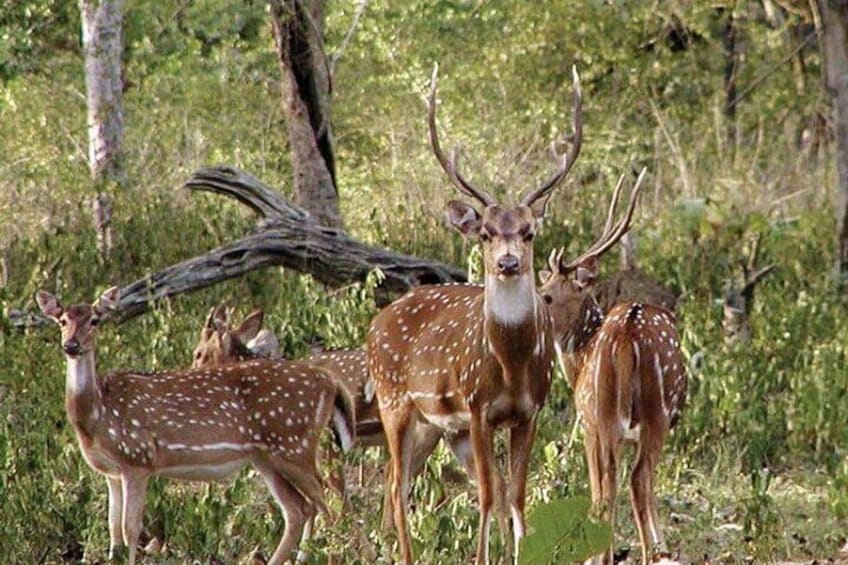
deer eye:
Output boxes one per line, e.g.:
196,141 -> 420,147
543,294 -> 553,305
522,230 -> 534,242
480,232 -> 492,243
59,318 -> 67,327
90,317 -> 100,327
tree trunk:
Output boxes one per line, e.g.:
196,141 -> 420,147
10,167 -> 466,328
80,0 -> 125,184
269,0 -> 342,229
80,0 -> 124,263
722,4 -> 740,149
819,0 -> 848,282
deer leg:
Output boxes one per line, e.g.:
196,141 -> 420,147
645,433 -> 667,557
447,429 -> 511,554
584,431 -> 602,507
629,442 -> 652,564
598,439 -> 619,565
382,423 -> 443,532
380,461 -> 395,533
105,475 -> 124,560
382,406 -> 417,565
409,423 -> 445,480
256,463 -> 312,565
295,516 -> 315,564
470,414 -> 496,565
507,417 -> 538,563
120,473 -> 149,565
446,431 -> 474,479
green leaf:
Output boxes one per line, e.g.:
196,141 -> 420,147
518,496 -> 611,565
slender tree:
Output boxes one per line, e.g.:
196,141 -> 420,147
818,0 -> 848,281
269,0 -> 342,228
80,0 -> 125,183
80,0 -> 125,261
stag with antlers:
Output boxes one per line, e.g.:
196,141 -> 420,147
367,64 -> 582,564
37,287 -> 356,565
538,169 -> 687,564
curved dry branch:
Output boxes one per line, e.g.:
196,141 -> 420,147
10,166 -> 466,328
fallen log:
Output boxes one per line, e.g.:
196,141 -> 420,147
9,166 -> 466,327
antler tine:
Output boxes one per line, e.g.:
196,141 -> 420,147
521,65 -> 583,207
598,172 -> 627,243
547,247 -> 561,274
427,63 -> 495,207
562,167 -> 647,271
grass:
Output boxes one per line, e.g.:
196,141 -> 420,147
3,2 -> 848,562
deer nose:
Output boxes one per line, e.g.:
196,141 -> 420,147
497,255 -> 520,275
63,340 -> 81,356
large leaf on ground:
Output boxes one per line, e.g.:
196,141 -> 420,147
519,495 -> 611,565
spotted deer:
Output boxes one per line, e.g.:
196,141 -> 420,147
37,287 -> 355,565
192,304 -> 380,442
538,170 -> 687,564
367,65 -> 582,564
191,304 -> 477,533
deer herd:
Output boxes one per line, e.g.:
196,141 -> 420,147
37,66 -> 687,564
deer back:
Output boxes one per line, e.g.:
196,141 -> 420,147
95,361 -> 339,472
576,303 -> 686,435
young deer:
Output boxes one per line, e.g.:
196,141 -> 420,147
192,304 -> 380,442
367,65 -> 582,564
538,170 -> 687,564
191,304 -> 476,533
37,287 -> 355,565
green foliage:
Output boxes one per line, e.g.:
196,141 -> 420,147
1,0 -> 846,562
519,495 -> 611,565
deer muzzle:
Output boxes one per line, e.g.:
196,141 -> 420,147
496,254 -> 520,276
63,339 -> 82,356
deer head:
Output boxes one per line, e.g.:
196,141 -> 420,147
539,169 -> 647,346
429,64 -> 582,290
36,286 -> 120,357
192,305 -> 268,368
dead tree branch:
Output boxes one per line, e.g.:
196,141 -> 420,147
9,166 -> 466,328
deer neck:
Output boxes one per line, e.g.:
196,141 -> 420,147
555,296 -> 604,385
483,273 -> 541,373
484,273 -> 537,328
64,351 -> 102,438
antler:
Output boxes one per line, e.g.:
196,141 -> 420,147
560,167 -> 647,272
520,65 -> 583,207
427,63 -> 496,207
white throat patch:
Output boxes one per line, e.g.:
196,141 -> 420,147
484,274 -> 536,327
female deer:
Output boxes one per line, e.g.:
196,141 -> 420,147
37,287 -> 355,564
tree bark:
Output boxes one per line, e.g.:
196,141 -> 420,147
80,0 -> 125,184
819,0 -> 848,281
9,167 -> 466,328
722,3 -> 740,149
269,0 -> 342,229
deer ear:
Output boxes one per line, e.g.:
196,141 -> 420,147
36,290 -> 64,322
93,286 -> 120,316
574,257 -> 599,289
211,302 -> 229,326
446,200 -> 482,235
213,317 -> 229,335
235,309 -> 264,342
538,269 -> 552,284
